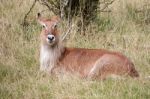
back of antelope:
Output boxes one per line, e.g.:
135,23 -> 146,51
37,13 -> 139,80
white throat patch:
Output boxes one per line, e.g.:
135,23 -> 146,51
40,44 -> 63,72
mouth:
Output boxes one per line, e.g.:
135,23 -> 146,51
46,39 -> 54,45
48,41 -> 54,44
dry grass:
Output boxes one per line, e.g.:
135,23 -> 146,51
0,0 -> 150,99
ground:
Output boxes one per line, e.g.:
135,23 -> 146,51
0,0 -> 150,99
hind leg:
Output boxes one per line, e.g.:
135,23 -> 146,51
87,54 -> 127,80
87,57 -> 110,80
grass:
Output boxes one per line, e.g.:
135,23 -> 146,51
0,0 -> 150,99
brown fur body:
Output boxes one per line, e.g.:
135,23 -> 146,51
57,47 -> 139,79
37,13 -> 139,80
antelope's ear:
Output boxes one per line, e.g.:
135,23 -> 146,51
37,13 -> 41,19
37,13 -> 45,26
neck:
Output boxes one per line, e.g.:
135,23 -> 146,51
40,42 -> 64,71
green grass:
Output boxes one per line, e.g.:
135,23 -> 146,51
0,66 -> 149,99
0,0 -> 150,99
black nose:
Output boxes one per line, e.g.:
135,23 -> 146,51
48,36 -> 54,41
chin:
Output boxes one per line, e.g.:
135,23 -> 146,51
47,42 -> 57,47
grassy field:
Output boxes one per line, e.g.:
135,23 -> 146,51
0,0 -> 150,99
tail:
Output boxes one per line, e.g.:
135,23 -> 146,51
129,68 -> 139,77
129,63 -> 139,78
129,65 -> 150,80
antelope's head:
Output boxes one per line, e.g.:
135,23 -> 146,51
37,13 -> 60,47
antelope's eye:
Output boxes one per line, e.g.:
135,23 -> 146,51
42,24 -> 47,29
53,23 -> 57,29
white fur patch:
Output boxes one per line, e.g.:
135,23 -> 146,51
40,43 -> 63,72
88,57 -> 107,78
109,74 -> 123,79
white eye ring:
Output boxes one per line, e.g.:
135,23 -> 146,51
53,23 -> 57,29
42,24 -> 47,29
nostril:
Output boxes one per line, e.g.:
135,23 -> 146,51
51,36 -> 54,40
47,37 -> 50,40
48,35 -> 55,41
